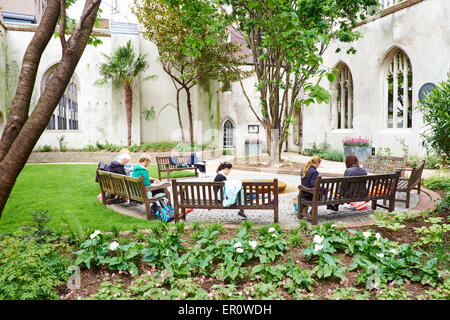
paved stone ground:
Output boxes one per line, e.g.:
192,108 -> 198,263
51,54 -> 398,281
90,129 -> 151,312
110,171 -> 420,227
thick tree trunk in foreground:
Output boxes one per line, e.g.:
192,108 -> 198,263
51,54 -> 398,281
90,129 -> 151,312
0,0 -> 101,217
0,1 -> 61,162
124,81 -> 133,146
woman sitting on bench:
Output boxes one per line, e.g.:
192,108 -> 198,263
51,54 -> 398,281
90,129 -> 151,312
300,156 -> 339,214
132,154 -> 166,198
214,162 -> 248,220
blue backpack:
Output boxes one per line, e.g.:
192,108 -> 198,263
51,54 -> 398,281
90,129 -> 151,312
151,197 -> 175,222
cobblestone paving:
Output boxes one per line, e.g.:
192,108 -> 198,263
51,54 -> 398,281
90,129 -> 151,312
112,171 -> 419,227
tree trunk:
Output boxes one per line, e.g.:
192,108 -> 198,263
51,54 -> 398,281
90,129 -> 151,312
0,0 -> 101,217
269,127 -> 280,164
185,87 -> 194,149
124,82 -> 133,146
0,0 -> 61,162
175,88 -> 186,143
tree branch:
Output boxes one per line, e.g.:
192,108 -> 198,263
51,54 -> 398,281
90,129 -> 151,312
59,0 -> 68,52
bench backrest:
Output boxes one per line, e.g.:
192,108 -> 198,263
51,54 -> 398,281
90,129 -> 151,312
362,155 -> 407,174
407,160 -> 425,188
156,156 -> 192,170
313,171 -> 400,204
172,179 -> 278,209
96,169 -> 148,202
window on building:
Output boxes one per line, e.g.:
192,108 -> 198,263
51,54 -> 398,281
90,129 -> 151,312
385,50 -> 412,129
331,63 -> 353,129
223,119 -> 235,148
42,68 -> 79,130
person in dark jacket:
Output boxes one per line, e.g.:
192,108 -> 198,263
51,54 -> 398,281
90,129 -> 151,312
108,153 -> 130,175
214,162 -> 247,220
344,154 -> 367,177
300,156 -> 339,213
342,154 -> 368,198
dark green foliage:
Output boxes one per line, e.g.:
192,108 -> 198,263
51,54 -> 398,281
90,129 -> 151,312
0,236 -> 71,300
416,74 -> 450,167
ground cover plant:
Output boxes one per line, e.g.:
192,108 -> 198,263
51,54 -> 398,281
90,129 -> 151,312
0,164 -> 194,234
1,169 -> 448,300
51,205 -> 448,301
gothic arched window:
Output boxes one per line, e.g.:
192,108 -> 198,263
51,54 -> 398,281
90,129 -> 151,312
384,49 -> 413,129
42,67 -> 79,130
223,119 -> 235,148
331,63 -> 353,129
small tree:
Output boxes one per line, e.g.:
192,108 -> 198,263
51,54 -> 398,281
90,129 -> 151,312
96,40 -> 150,146
134,0 -> 250,145
416,74 -> 450,167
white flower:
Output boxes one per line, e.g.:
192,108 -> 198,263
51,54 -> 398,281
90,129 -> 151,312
233,242 -> 242,248
272,234 -> 278,238
109,241 -> 120,251
363,231 -> 371,238
376,253 -> 384,258
313,235 -> 324,244
236,248 -> 244,253
249,241 -> 257,249
389,249 -> 397,255
314,244 -> 323,252
268,227 -> 276,233
90,230 -> 101,239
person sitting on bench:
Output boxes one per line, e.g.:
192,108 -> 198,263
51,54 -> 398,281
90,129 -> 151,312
109,153 -> 130,176
132,154 -> 166,198
300,156 -> 339,213
214,162 -> 248,220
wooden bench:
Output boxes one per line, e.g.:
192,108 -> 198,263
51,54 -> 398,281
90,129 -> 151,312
395,160 -> 425,208
362,155 -> 407,176
171,179 -> 279,223
156,156 -> 198,181
96,169 -> 172,220
297,171 -> 401,225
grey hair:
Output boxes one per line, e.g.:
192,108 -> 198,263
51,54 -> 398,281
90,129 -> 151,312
119,153 -> 131,162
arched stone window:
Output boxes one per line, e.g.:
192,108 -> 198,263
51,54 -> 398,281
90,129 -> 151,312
331,63 -> 353,129
223,119 -> 235,148
42,67 -> 79,130
383,49 -> 413,129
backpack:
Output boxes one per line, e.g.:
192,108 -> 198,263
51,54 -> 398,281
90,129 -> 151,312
95,161 -> 110,182
151,197 -> 175,222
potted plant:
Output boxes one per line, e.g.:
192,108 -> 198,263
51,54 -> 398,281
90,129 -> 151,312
342,136 -> 371,162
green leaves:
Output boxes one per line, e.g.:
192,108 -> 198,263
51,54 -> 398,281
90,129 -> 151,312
415,73 -> 450,166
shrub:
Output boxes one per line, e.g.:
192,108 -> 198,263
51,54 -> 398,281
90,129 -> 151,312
415,74 -> 450,167
0,236 -> 71,300
423,176 -> 450,191
37,145 -> 52,152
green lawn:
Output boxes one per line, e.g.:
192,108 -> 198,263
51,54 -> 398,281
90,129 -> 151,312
0,164 -> 195,234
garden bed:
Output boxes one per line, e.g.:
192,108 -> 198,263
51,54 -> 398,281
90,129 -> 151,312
52,204 -> 448,301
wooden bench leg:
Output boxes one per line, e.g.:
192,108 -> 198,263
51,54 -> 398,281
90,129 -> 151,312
144,201 -> 151,220
389,195 -> 396,212
101,191 -> 107,206
405,190 -> 410,209
167,169 -> 170,181
274,206 -> 279,223
311,206 -> 318,225
182,208 -> 186,221
417,182 -> 421,195
371,200 -> 377,210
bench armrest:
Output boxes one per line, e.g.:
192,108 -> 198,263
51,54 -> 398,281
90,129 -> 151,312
298,185 -> 315,193
148,182 -> 171,190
